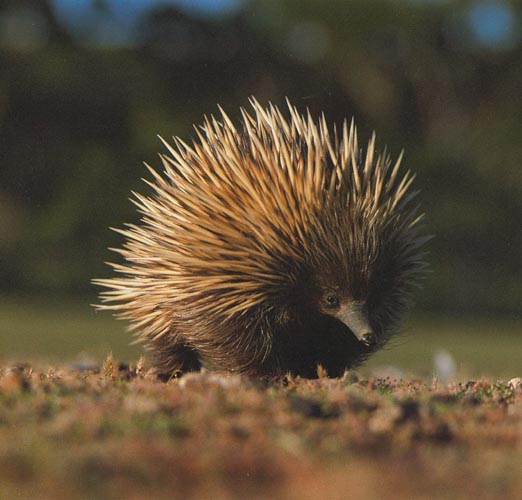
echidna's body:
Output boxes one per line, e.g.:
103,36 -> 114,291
96,99 -> 427,378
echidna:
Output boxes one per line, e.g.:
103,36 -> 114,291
95,98 -> 428,378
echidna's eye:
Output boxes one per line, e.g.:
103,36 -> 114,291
325,294 -> 340,308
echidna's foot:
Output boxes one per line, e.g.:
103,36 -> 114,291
155,343 -> 202,380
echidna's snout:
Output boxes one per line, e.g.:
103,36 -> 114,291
332,302 -> 376,348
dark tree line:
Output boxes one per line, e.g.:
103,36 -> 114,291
0,0 -> 520,315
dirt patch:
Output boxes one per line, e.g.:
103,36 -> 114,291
0,357 -> 521,499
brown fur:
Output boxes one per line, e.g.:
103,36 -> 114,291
94,98 -> 428,378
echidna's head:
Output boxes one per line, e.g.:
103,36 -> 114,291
298,273 -> 378,350
267,185 -> 425,364
95,98 -> 428,377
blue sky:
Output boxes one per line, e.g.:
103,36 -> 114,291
51,0 -> 518,50
51,0 -> 243,45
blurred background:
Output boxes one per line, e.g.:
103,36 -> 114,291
0,0 -> 520,376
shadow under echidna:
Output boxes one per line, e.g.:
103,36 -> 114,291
94,98 -> 429,379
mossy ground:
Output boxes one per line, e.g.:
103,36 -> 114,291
0,357 -> 521,500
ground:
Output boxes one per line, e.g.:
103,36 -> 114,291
0,357 -> 521,500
